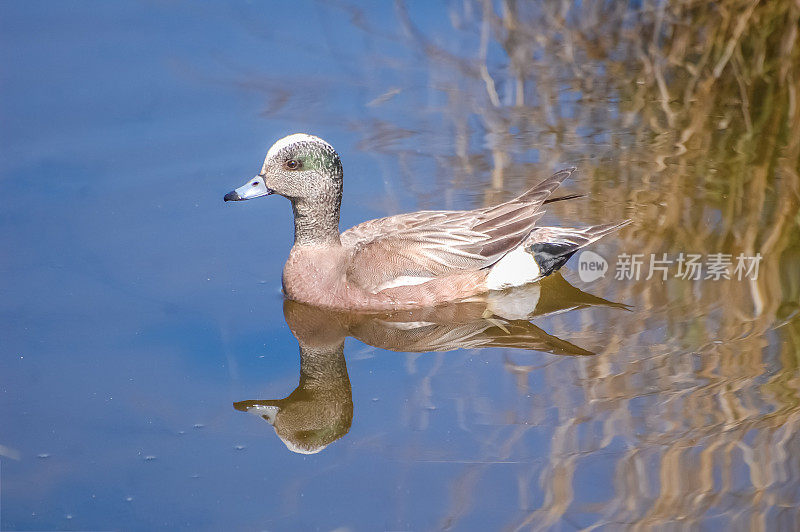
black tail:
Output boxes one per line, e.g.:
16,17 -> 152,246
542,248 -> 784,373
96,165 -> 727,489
526,220 -> 632,277
542,193 -> 585,204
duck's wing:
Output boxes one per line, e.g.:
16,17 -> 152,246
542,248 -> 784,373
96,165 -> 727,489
340,209 -> 461,247
351,318 -> 594,355
342,168 -> 575,293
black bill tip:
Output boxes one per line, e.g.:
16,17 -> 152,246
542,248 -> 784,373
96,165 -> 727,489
224,190 -> 241,202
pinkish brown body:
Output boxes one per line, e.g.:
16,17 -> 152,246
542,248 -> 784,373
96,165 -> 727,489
283,244 -> 489,310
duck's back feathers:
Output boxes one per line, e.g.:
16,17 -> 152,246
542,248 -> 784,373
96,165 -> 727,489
342,168 -> 576,293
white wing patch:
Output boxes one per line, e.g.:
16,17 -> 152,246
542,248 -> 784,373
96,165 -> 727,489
374,275 -> 436,292
375,320 -> 438,330
485,245 -> 542,290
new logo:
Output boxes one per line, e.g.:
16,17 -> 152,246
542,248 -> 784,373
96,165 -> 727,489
578,250 -> 608,282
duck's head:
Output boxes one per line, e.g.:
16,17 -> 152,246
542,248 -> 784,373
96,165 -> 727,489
224,133 -> 343,203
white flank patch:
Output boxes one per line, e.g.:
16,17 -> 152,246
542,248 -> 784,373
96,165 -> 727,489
375,275 -> 435,292
485,245 -> 542,291
265,133 -> 332,161
486,283 -> 542,320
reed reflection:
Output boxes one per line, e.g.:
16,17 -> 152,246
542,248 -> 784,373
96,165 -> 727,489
234,272 -> 628,454
240,2 -> 799,523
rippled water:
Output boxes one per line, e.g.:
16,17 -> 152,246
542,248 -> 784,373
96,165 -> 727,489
2,1 -> 799,530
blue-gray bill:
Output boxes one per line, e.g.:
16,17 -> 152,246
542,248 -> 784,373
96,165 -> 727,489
224,175 -> 272,201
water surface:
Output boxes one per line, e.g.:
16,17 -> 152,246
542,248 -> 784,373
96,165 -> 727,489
2,1 -> 799,530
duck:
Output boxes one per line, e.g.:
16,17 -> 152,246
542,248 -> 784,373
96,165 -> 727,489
224,133 -> 629,311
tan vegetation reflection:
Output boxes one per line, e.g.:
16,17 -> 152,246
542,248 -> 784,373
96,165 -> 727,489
244,0 -> 799,526
373,0 -> 799,529
234,273 -> 629,454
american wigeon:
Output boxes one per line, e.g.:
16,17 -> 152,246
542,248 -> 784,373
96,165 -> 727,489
224,134 -> 629,310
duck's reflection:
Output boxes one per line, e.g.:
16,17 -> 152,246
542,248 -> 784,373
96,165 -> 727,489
234,303 -> 354,455
234,272 -> 628,454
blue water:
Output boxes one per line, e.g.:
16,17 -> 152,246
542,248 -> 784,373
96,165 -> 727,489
1,3 -> 542,529
3,1 -> 799,530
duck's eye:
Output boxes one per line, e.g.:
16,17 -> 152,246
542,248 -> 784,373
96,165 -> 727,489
285,159 -> 301,170
251,182 -> 258,186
